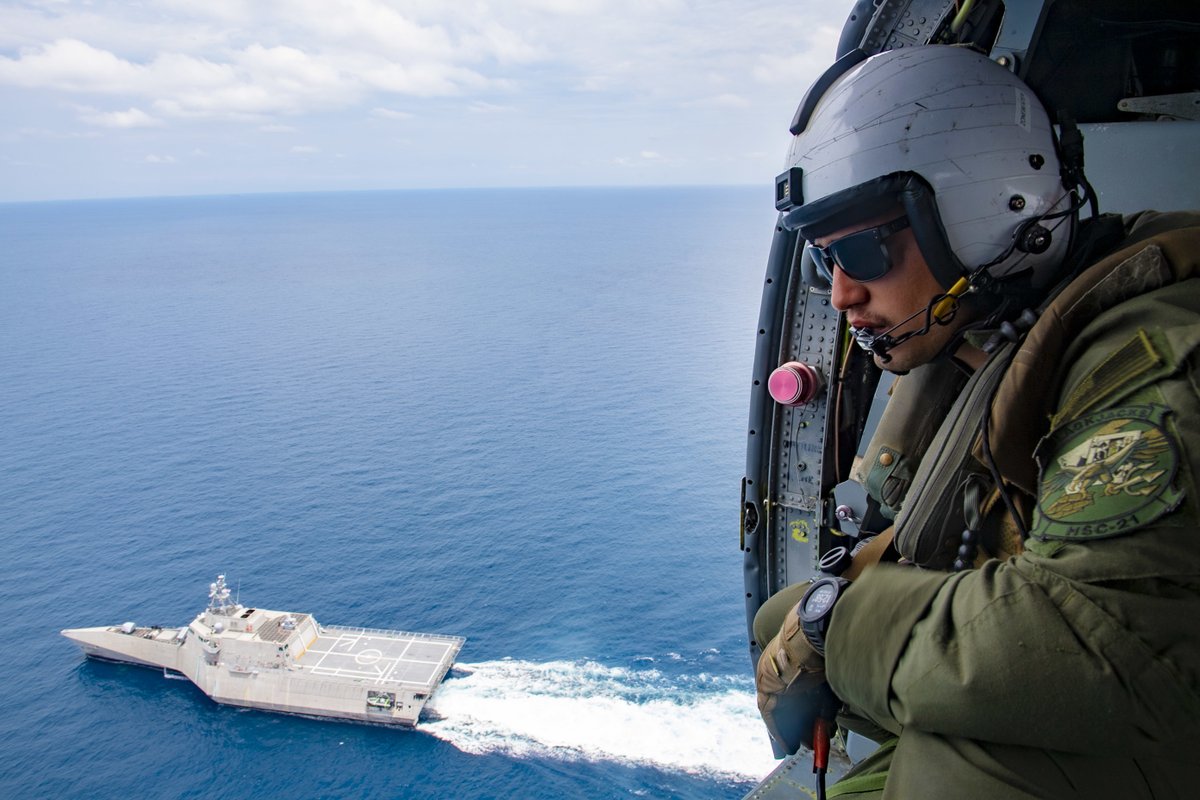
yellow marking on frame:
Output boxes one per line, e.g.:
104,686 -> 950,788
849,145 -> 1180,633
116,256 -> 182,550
790,519 -> 810,543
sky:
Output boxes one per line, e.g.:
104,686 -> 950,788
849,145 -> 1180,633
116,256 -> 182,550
0,0 -> 850,202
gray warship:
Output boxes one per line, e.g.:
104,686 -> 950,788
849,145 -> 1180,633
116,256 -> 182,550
62,575 -> 464,727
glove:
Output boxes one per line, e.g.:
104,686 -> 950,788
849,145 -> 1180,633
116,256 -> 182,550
755,583 -> 831,753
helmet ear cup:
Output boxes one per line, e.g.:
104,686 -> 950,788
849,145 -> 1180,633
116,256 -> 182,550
798,242 -> 829,291
898,175 -> 965,290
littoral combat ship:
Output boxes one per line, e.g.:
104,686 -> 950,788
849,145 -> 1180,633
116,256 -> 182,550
62,575 -> 464,727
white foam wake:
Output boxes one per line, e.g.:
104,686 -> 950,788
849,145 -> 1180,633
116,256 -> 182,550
422,659 -> 779,781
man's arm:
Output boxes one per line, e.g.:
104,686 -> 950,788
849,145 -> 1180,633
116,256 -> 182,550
827,535 -> 1200,757
827,289 -> 1200,758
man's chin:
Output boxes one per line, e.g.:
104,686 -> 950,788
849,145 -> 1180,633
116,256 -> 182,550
874,353 -> 909,374
872,342 -> 923,374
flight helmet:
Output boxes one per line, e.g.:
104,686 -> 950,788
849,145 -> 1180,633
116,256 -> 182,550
775,45 -> 1077,291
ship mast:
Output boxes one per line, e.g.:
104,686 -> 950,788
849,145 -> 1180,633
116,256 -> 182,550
207,575 -> 238,615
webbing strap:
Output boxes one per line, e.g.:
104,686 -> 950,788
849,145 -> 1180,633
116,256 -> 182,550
825,771 -> 887,798
825,738 -> 898,798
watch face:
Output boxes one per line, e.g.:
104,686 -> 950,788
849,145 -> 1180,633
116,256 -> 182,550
806,583 -> 837,617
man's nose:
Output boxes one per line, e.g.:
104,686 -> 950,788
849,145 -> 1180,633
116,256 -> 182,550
830,264 -> 868,312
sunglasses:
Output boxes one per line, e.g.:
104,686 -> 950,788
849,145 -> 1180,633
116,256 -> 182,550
807,216 -> 911,283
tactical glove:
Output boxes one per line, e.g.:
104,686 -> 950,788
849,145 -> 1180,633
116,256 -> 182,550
755,582 -> 831,753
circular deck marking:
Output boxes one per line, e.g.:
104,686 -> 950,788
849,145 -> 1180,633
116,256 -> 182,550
355,648 -> 382,665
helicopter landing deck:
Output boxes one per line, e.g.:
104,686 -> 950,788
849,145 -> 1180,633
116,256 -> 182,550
298,626 -> 463,689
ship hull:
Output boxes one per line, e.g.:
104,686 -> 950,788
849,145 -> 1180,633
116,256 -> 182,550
62,627 -> 184,671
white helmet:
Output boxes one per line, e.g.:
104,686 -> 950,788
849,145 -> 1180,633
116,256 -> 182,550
776,46 -> 1077,290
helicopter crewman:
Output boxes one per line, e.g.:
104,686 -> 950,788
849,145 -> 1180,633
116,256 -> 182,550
754,45 -> 1200,798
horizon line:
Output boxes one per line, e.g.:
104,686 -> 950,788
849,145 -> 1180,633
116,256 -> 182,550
0,182 -> 768,207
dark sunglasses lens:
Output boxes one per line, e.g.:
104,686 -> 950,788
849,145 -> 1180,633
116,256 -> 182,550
829,230 -> 890,282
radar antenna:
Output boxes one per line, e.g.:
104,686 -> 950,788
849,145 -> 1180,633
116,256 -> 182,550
207,574 -> 237,614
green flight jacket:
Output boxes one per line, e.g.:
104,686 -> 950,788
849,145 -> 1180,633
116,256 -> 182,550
825,212 -> 1200,798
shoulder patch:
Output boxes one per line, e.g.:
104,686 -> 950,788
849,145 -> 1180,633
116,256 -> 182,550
1032,404 -> 1184,541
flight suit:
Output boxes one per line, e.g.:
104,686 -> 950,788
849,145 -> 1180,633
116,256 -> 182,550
822,212 -> 1200,798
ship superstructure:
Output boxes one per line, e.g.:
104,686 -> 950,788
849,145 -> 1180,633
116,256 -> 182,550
62,575 -> 464,726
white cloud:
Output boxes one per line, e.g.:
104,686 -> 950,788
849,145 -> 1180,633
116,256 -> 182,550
281,0 -> 459,60
145,154 -> 176,163
356,61 -> 474,97
468,101 -> 512,114
575,74 -> 616,92
461,21 -> 543,65
369,107 -> 413,120
290,144 -> 319,154
0,22 -> 507,121
0,39 -> 144,91
508,0 -> 606,14
80,106 -> 163,128
0,1 -> 856,199
752,25 -> 843,85
15,126 -> 101,140
237,43 -> 344,91
0,3 -> 848,116
688,93 -> 752,109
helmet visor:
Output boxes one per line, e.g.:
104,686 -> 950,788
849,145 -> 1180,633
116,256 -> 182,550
807,216 -> 910,283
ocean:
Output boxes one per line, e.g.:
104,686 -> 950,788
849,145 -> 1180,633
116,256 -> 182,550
0,187 -> 785,799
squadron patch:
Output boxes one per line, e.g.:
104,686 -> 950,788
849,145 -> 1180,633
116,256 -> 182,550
1032,404 -> 1183,541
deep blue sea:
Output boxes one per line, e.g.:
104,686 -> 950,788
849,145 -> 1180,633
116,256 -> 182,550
0,187 -> 784,799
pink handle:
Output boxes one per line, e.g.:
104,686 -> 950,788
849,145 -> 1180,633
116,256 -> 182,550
768,361 -> 823,406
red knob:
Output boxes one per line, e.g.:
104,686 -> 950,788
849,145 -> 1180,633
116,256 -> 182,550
768,361 -> 823,406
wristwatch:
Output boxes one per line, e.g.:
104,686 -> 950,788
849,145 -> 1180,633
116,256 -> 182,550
798,577 -> 851,656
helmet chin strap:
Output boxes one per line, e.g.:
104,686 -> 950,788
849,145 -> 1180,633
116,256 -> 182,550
849,278 -> 972,363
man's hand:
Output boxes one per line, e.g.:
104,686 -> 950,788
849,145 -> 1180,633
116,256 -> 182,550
755,583 -> 831,753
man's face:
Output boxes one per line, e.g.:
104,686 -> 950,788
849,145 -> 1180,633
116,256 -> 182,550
815,211 -> 964,372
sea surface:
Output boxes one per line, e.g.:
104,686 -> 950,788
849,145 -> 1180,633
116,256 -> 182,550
0,187 -> 785,799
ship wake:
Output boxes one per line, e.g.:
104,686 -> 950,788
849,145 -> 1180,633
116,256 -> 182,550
422,658 -> 780,781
